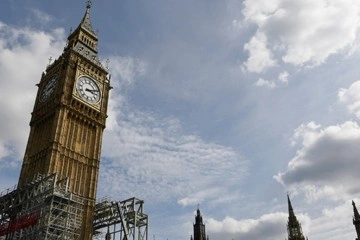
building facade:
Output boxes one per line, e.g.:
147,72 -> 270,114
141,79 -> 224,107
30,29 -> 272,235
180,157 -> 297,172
17,1 -> 110,239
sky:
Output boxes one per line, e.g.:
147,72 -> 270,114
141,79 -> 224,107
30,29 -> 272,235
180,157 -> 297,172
0,0 -> 360,239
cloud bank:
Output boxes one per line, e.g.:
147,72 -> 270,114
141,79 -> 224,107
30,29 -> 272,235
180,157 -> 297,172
0,21 -> 64,168
276,121 -> 360,201
242,0 -> 360,73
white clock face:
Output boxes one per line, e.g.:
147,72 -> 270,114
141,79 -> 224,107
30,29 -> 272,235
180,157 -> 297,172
76,76 -> 101,103
40,76 -> 57,102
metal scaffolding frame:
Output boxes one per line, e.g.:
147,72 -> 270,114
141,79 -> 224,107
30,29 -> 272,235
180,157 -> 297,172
0,173 -> 84,240
93,197 -> 148,240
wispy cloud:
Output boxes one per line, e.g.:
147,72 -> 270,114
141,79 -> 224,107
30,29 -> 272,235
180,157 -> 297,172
98,55 -> 247,204
29,8 -> 54,26
100,96 -> 247,204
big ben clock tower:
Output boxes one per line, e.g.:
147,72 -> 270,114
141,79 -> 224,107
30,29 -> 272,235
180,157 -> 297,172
18,1 -> 111,239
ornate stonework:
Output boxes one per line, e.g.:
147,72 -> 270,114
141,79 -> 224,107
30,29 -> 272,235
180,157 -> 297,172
18,3 -> 110,239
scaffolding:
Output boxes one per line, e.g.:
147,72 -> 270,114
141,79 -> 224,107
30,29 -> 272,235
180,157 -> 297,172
93,197 -> 148,240
0,173 -> 84,240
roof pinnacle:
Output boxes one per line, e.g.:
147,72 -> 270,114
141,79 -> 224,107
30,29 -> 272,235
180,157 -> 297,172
79,0 -> 96,36
353,200 -> 360,221
86,0 -> 92,9
287,194 -> 294,213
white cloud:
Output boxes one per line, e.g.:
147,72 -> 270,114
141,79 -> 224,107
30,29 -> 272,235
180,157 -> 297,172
255,72 -> 289,88
204,199 -> 357,240
275,121 -> 360,201
255,78 -> 276,89
242,0 -> 360,72
0,21 -> 64,166
206,212 -> 291,240
243,32 -> 277,73
203,199 -> 358,240
338,80 -> 360,119
278,71 -> 289,85
290,121 -> 321,147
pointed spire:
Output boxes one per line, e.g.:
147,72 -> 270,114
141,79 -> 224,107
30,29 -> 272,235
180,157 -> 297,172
80,0 -> 96,36
288,194 -> 295,218
286,195 -> 306,240
288,194 -> 293,210
353,201 -> 360,221
195,207 -> 203,225
86,0 -> 92,9
193,207 -> 206,240
353,201 -> 360,239
197,208 -> 201,216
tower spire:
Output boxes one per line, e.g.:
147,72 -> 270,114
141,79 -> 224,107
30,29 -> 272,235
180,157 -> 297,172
64,0 -> 106,69
353,201 -> 360,240
286,195 -> 307,240
86,0 -> 92,9
193,208 -> 207,240
288,194 -> 294,213
79,0 -> 96,36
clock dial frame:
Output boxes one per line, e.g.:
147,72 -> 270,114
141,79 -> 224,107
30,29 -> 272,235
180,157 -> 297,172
40,76 -> 57,102
76,76 -> 101,103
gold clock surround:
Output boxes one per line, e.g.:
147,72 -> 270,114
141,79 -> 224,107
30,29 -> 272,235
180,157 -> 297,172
76,76 -> 101,104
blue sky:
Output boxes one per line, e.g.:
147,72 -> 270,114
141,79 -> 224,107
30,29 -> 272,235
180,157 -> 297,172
1,0 -> 360,239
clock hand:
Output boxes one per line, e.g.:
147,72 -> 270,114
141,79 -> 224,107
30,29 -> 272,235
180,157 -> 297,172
85,88 -> 99,94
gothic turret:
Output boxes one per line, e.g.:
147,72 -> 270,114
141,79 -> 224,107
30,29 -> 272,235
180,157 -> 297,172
191,208 -> 208,240
287,195 -> 308,240
65,0 -> 105,69
353,201 -> 360,240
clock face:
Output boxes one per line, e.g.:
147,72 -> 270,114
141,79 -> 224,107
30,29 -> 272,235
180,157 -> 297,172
76,76 -> 101,103
40,76 -> 57,102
